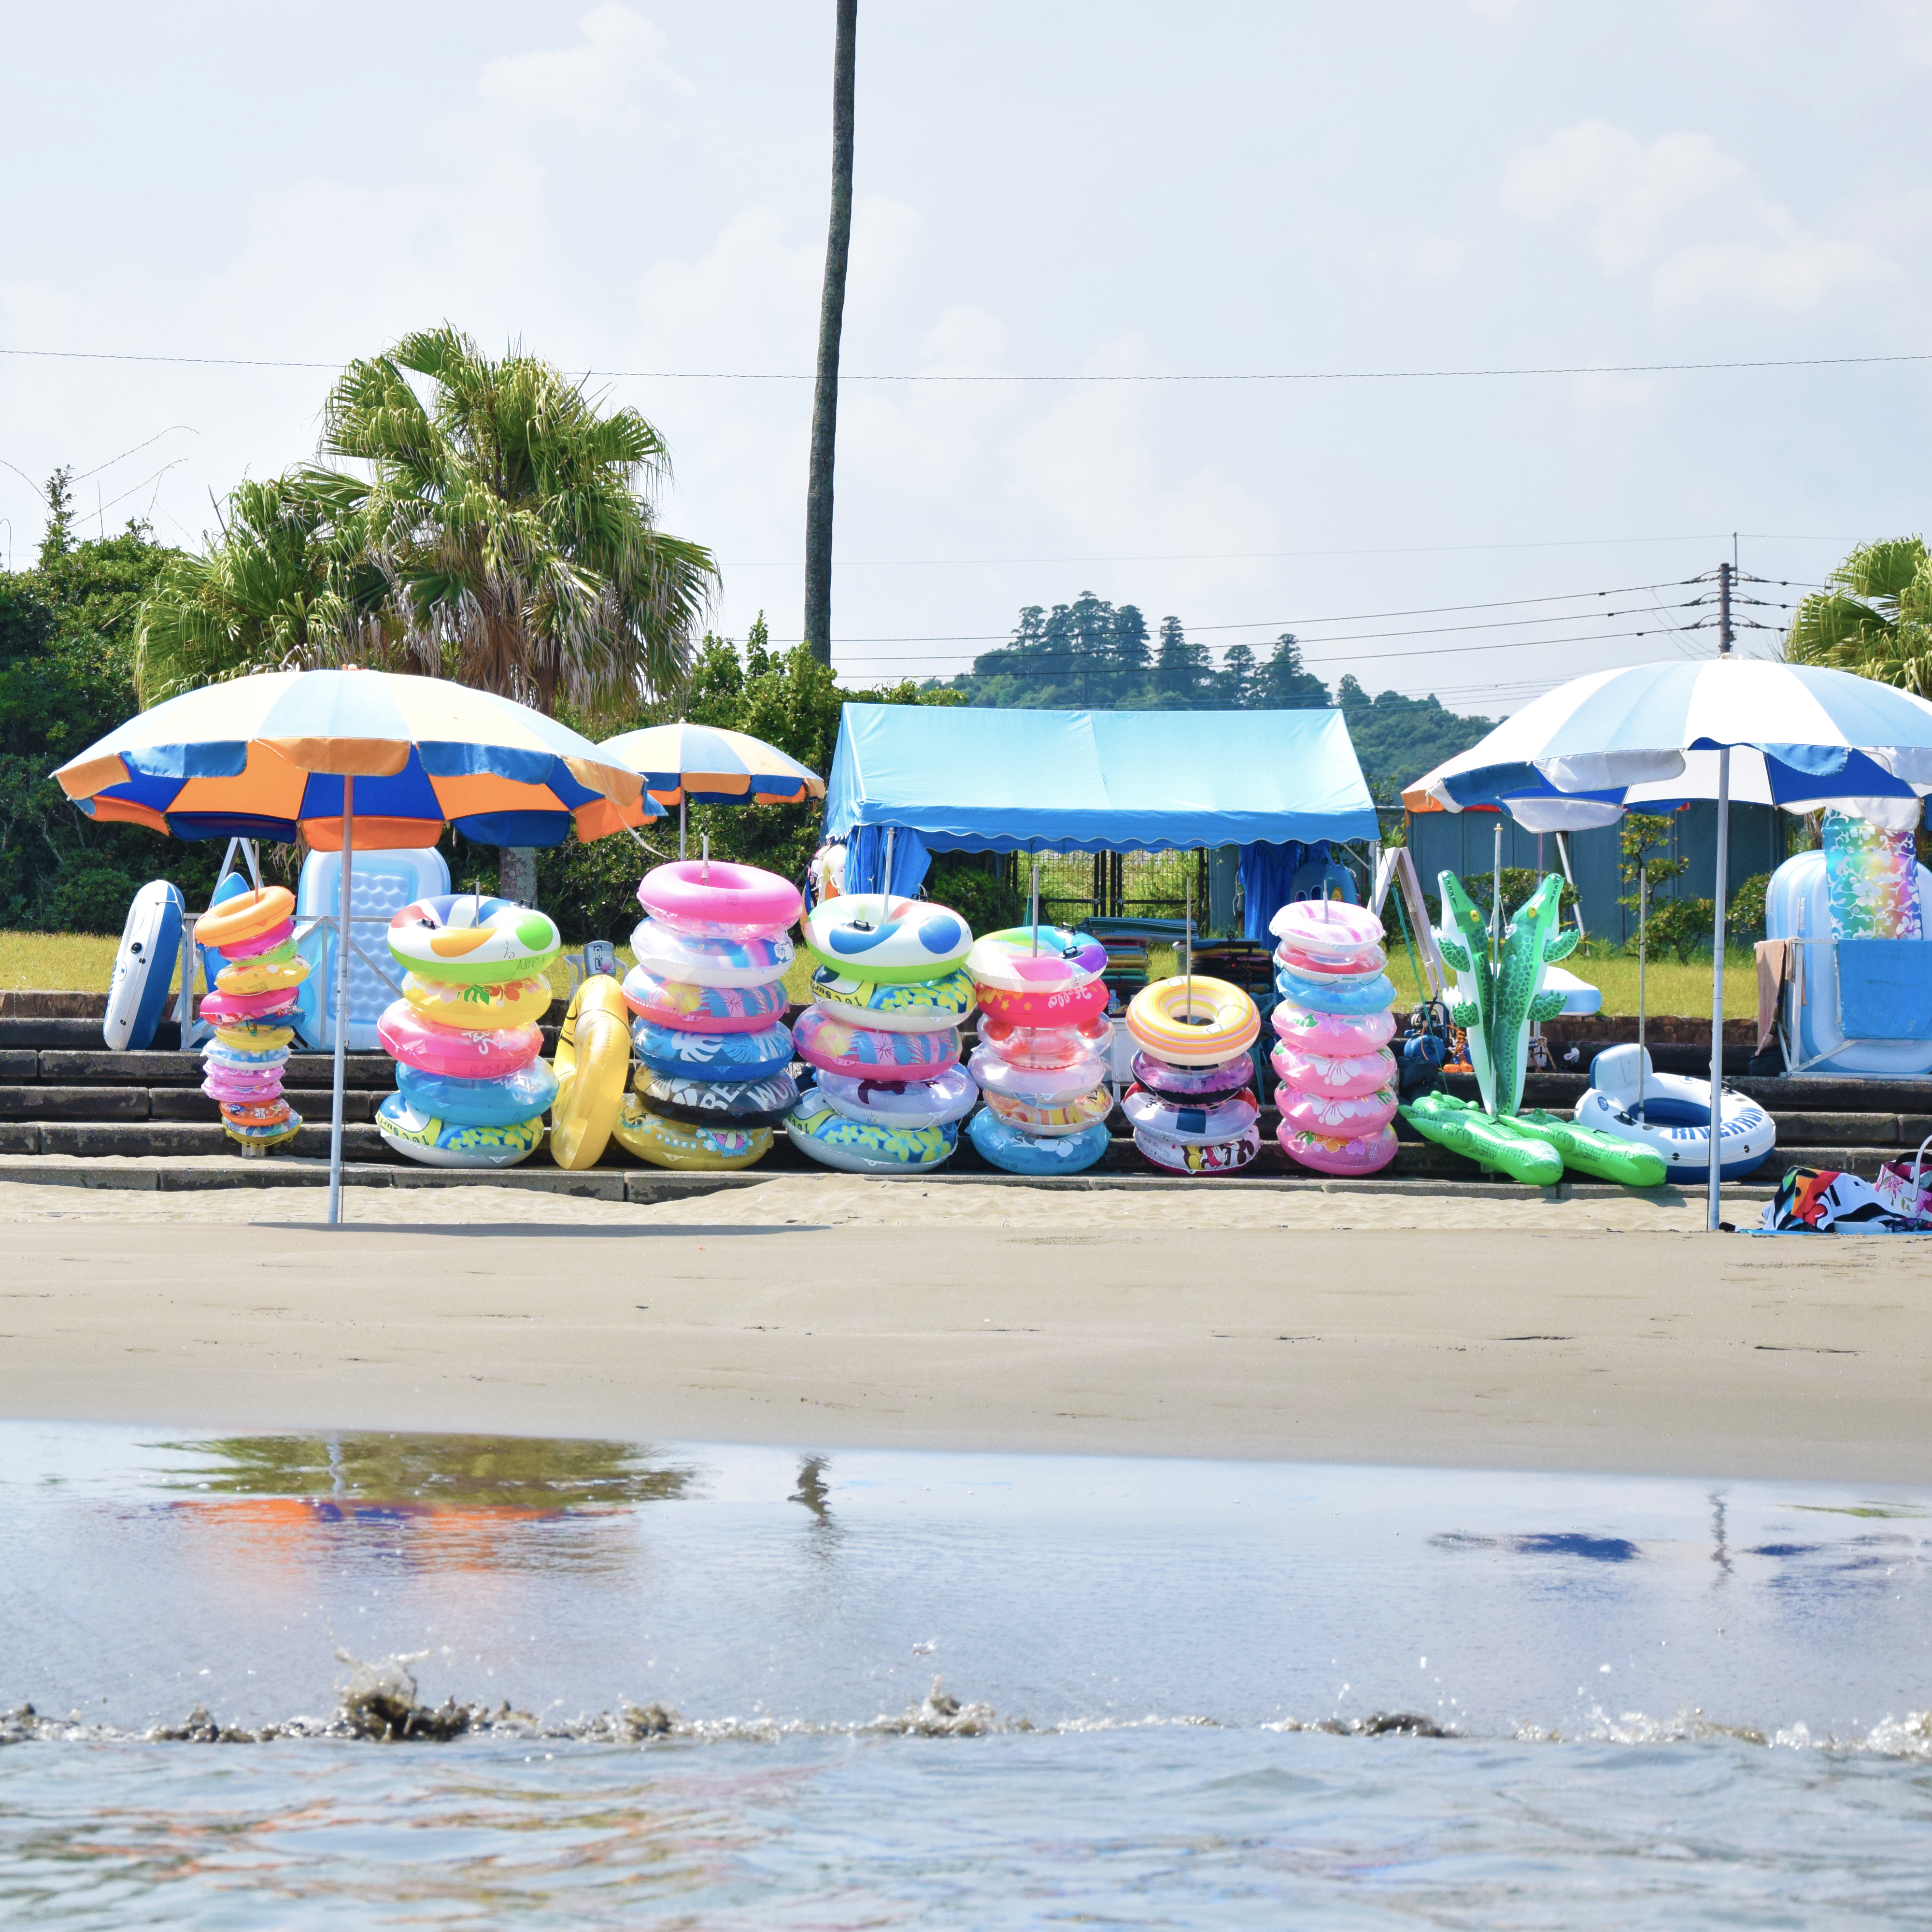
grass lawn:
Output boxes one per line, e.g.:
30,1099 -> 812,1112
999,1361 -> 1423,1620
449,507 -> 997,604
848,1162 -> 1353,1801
2,929 -> 824,1007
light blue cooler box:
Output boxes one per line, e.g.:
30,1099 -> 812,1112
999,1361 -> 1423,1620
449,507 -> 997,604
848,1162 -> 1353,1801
294,848 -> 450,1051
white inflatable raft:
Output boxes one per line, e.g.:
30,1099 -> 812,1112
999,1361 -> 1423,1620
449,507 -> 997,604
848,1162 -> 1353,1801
1575,1043 -> 1776,1183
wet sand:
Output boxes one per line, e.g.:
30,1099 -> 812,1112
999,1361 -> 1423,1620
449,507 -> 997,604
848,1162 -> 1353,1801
1,1176 -> 1925,1481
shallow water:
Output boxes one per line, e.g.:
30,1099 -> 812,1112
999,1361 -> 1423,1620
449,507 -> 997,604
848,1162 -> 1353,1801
3,1422 -> 1931,1925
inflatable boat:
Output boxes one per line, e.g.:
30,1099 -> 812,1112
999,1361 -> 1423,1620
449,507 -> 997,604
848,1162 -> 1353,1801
1574,1043 -> 1776,1182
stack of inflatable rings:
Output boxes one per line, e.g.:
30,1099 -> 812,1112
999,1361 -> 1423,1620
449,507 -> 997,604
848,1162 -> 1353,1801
1267,900 -> 1399,1177
376,895 -> 564,1169
196,887 -> 308,1149
788,893 -> 978,1174
962,925 -> 1113,1175
1123,973 -> 1264,1175
617,860 -> 803,1170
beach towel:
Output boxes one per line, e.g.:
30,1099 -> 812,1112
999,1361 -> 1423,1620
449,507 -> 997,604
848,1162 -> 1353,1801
1754,939 -> 1793,1055
1760,1166 -> 1897,1233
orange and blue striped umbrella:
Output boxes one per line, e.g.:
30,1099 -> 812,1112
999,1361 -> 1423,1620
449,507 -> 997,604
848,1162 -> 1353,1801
596,720 -> 824,807
53,668 -> 660,849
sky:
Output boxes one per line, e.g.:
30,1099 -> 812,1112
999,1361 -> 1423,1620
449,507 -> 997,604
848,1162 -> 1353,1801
3,0 -> 1931,717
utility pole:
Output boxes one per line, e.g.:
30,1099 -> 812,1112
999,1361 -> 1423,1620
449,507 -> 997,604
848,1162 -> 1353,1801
803,0 -> 857,668
1718,559 -> 1732,656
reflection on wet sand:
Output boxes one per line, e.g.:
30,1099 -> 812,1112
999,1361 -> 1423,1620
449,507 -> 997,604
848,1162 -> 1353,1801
148,1433 -> 696,1579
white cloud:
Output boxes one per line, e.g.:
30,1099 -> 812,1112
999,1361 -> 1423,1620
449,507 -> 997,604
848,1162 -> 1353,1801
1503,121 -> 1742,273
1414,238 -> 1462,280
479,5 -> 694,133
1468,0 -> 1528,19
844,307 -> 1012,497
1653,231 -> 1894,310
1005,336 -> 1277,590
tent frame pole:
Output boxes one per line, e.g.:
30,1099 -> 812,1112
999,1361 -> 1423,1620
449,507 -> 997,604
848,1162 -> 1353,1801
1706,750 -> 1731,1232
328,777 -> 354,1229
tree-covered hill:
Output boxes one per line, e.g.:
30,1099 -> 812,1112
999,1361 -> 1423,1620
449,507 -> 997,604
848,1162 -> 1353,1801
935,592 -> 1497,804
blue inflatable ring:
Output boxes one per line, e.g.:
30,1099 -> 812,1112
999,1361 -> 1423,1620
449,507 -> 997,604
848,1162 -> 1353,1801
1274,965 -> 1397,1016
967,1109 -> 1111,1175
395,1060 -> 560,1128
630,1015 -> 795,1083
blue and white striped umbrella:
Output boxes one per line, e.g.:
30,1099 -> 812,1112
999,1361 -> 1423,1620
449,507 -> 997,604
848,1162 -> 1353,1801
1404,659 -> 1932,832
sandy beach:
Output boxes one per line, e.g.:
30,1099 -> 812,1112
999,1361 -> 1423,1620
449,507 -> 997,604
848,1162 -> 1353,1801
1,1176 -> 1925,1481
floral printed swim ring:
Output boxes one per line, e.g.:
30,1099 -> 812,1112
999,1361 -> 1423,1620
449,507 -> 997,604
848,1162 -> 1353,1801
1275,1082 -> 1399,1140
792,1008 -> 959,1080
801,895 -> 974,984
1277,1119 -> 1398,1177
387,895 -> 562,986
1270,1041 -> 1397,1101
630,1015 -> 795,1083
784,1096 -> 958,1174
621,964 -> 788,1034
809,965 -> 976,1033
401,972 -> 552,1032
967,1110 -> 1110,1176
1270,998 -> 1397,1057
612,1096 -> 771,1171
376,1094 -> 543,1168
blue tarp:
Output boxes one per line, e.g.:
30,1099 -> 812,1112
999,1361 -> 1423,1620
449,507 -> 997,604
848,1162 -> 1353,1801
824,705 -> 1378,858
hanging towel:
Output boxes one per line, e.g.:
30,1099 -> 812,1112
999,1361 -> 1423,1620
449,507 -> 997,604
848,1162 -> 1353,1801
1754,939 -> 1794,1055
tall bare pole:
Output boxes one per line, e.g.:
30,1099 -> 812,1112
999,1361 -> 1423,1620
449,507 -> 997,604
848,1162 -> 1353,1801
804,0 -> 857,668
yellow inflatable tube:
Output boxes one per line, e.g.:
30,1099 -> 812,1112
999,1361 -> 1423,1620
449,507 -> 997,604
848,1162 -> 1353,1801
612,1096 -> 771,1171
1126,974 -> 1260,1065
549,975 -> 632,1171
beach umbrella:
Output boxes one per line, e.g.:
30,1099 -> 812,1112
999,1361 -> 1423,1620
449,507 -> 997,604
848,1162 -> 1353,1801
1401,656 -> 1932,1228
596,719 -> 825,858
54,666 -> 661,1225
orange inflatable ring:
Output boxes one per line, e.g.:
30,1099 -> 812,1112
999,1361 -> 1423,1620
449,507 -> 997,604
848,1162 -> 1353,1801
196,887 -> 294,949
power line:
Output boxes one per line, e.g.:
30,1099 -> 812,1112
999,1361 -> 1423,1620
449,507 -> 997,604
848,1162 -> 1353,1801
831,618 -> 1712,676
5,343 -> 1932,383
808,593 -> 1704,658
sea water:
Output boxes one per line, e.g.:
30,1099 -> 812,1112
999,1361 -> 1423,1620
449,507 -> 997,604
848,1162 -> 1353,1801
2,1421 -> 1930,1926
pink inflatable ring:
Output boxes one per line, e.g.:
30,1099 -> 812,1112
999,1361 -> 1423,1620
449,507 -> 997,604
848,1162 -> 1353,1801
378,1000 -> 543,1079
1271,1041 -> 1397,1100
974,978 -> 1110,1029
638,859 -> 802,936
1275,942 -> 1389,981
1270,998 -> 1396,1057
966,926 -> 1107,994
1278,1119 -> 1398,1177
201,986 -> 298,1022
1276,1081 -> 1398,1140
1269,900 -> 1383,964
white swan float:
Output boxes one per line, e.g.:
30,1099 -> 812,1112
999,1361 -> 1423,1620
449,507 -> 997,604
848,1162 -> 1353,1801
1574,1044 -> 1776,1183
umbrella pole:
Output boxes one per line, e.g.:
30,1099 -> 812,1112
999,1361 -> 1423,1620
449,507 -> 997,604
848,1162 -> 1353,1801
1030,860 -> 1039,955
1706,750 -> 1732,1232
1637,862 -> 1647,1122
328,776 -> 354,1229
679,797 -> 686,863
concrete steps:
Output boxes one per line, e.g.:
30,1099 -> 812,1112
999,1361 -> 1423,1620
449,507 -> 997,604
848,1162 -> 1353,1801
1,989 -> 1923,1192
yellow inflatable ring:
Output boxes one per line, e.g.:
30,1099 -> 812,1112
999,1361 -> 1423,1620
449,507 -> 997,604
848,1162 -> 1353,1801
197,887 -> 294,949
214,953 -> 309,997
612,1096 -> 771,1171
214,1020 -> 294,1053
549,976 -> 632,1171
1125,975 -> 1261,1066
400,972 -> 553,1032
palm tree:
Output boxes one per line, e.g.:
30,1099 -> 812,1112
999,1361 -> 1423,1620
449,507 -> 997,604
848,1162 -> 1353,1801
803,0 -> 858,668
133,477 -> 394,705
308,326 -> 716,898
1785,536 -> 1932,696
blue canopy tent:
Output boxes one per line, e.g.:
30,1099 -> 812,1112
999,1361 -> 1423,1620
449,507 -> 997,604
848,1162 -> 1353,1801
822,704 -> 1379,934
